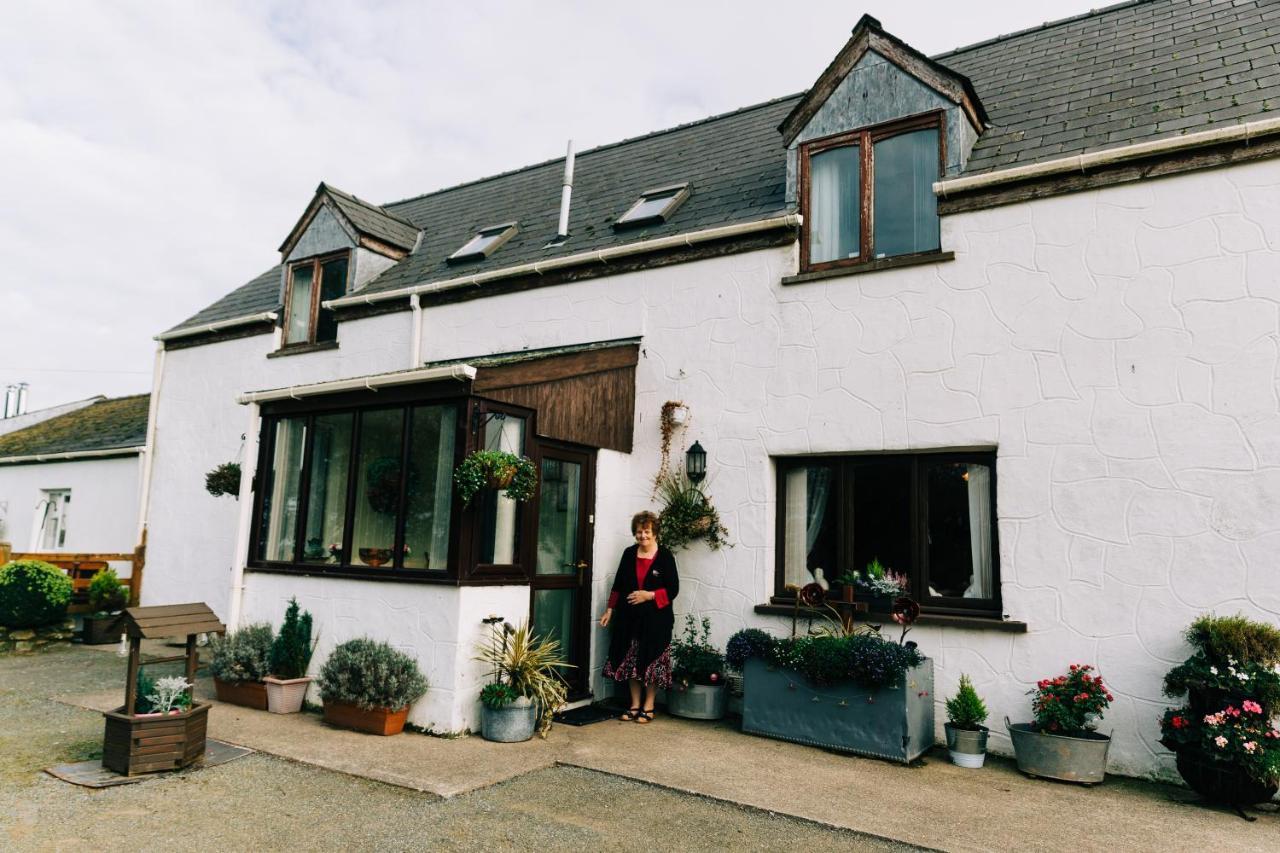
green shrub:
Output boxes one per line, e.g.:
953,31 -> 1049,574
725,627 -> 924,690
318,638 -> 428,711
87,568 -> 128,614
268,598 -> 314,679
1185,614 -> 1280,668
205,462 -> 241,498
945,674 -> 989,730
671,615 -> 725,687
210,623 -> 274,683
0,560 -> 73,628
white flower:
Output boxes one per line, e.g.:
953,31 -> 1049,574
1209,666 -> 1219,675
1238,672 -> 1250,682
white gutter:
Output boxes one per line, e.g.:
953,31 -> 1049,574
155,311 -> 278,342
324,213 -> 803,310
235,363 -> 476,405
0,445 -> 146,466
135,344 -> 165,545
935,114 -> 1280,197
227,401 -> 260,632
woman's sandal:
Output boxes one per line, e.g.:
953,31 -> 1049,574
619,707 -> 641,721
635,710 -> 655,724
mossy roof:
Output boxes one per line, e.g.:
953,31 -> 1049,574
0,394 -> 149,461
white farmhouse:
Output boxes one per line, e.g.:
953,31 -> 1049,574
143,3 -> 1280,779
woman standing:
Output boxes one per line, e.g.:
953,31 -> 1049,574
599,511 -> 679,723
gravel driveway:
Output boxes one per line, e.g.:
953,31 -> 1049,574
1,646 -> 919,851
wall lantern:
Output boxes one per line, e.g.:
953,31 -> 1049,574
686,440 -> 707,483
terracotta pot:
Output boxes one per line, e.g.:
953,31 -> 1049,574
213,678 -> 269,710
264,675 -> 312,713
323,700 -> 409,735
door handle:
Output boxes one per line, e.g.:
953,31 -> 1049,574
575,560 -> 589,584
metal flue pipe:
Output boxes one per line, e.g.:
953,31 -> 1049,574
556,140 -> 575,239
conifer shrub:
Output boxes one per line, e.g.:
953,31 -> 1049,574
87,567 -> 128,614
945,674 -> 989,731
268,598 -> 314,679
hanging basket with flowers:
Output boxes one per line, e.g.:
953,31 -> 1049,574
454,450 -> 538,506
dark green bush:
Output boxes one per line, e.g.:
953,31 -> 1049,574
1185,614 -> 1280,668
205,462 -> 241,498
268,598 -> 314,679
87,567 -> 128,613
210,623 -> 274,683
0,560 -> 73,628
318,638 -> 428,711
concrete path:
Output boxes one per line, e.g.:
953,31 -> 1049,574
58,676 -> 1277,853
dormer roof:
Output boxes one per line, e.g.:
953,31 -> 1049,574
278,182 -> 420,259
780,14 -> 987,147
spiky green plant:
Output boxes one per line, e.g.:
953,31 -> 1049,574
474,621 -> 572,736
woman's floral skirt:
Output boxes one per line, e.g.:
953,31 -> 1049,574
604,639 -> 672,688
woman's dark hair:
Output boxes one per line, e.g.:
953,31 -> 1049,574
631,511 -> 660,535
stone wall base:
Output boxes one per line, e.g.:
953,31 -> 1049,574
0,619 -> 77,654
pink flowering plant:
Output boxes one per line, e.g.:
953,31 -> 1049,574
1029,664 -> 1113,736
1160,702 -> 1280,784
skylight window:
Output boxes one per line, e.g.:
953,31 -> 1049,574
448,222 -> 518,264
614,183 -> 690,229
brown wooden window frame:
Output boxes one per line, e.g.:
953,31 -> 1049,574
773,450 -> 1002,618
798,110 -> 946,275
281,250 -> 349,348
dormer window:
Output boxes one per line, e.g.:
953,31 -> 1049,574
800,113 -> 942,272
614,183 -> 690,229
448,222 -> 518,264
284,253 -> 348,345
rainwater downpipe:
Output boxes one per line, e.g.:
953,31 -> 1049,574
134,343 -> 165,549
410,293 -> 423,369
227,401 -> 261,631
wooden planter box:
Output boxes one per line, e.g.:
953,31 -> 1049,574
213,678 -> 268,710
102,702 -> 210,776
741,657 -> 934,764
82,614 -> 122,645
322,700 -> 409,736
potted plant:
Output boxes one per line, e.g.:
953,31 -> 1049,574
944,674 -> 990,768
453,450 -> 538,506
209,623 -> 274,710
317,637 -> 428,735
1007,663 -> 1113,785
853,558 -> 909,612
654,468 -> 730,551
473,617 -> 571,741
726,609 -> 933,764
1159,614 -> 1280,817
82,567 -> 129,645
205,461 -> 241,498
668,615 -> 727,720
264,598 -> 315,714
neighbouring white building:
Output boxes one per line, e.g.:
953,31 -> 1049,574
142,3 -> 1280,780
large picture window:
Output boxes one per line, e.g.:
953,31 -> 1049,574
800,113 -> 942,272
776,451 -> 999,616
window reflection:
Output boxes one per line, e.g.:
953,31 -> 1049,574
352,409 -> 404,568
402,405 -> 457,570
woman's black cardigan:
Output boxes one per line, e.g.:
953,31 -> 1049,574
605,544 -> 680,675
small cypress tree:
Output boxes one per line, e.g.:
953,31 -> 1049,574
268,598 -> 314,679
945,674 -> 989,731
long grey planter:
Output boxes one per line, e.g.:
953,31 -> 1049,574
741,657 -> 934,764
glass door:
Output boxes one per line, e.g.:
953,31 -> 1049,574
530,442 -> 594,699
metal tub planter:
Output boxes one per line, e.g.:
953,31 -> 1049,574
740,657 -> 934,764
1006,718 -> 1111,785
667,683 -> 727,721
482,696 -> 537,742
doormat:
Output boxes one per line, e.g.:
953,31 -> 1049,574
45,739 -> 253,788
554,704 -> 617,726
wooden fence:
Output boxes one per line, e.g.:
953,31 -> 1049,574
2,536 -> 144,613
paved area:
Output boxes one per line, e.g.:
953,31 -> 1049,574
10,644 -> 1280,851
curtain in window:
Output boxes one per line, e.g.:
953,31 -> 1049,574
351,409 -> 403,567
285,265 -> 314,344
265,419 -> 306,561
872,128 -> 939,257
783,467 -> 831,587
963,464 -> 993,599
402,405 -> 456,570
809,146 -> 860,263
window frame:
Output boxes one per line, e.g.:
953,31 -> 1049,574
798,110 -> 946,274
281,250 -> 350,348
613,183 -> 691,230
773,449 -> 1001,618
447,222 -> 519,264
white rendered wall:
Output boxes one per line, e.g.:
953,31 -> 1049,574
0,455 -> 140,553
150,158 -> 1280,777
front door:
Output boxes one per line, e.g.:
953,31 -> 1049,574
530,442 -> 595,699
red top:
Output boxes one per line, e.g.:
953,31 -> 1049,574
608,552 -> 670,610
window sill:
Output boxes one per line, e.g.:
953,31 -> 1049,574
268,340 -> 339,359
753,601 -> 1027,632
247,562 -> 454,584
782,250 -> 954,286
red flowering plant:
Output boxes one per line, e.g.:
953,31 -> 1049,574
1029,664 -> 1114,736
1160,702 -> 1280,784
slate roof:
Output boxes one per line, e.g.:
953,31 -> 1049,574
318,183 -> 419,251
0,394 -> 149,461
168,0 -> 1280,335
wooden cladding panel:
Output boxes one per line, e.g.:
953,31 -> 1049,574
483,365 -> 636,453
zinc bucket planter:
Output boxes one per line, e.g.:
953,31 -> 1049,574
1006,718 -> 1111,785
214,678 -> 269,711
944,723 -> 989,768
740,657 -> 934,764
322,700 -> 410,736
102,703 -> 210,776
264,675 -> 312,714
667,683 -> 727,720
482,696 -> 537,742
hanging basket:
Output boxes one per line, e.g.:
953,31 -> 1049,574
486,466 -> 517,490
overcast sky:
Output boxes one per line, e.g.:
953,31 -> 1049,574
0,0 -> 1100,410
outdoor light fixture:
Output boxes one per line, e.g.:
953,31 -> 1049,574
686,440 -> 707,483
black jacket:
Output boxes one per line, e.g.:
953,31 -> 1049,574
606,544 -> 680,674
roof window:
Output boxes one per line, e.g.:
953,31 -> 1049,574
448,222 -> 518,264
614,183 -> 690,229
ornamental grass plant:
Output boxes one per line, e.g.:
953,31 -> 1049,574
318,638 -> 428,711
474,620 -> 571,736
0,559 -> 72,628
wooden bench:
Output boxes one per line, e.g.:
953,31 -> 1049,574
8,549 -> 143,614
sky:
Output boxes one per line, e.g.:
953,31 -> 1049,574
0,0 -> 1102,411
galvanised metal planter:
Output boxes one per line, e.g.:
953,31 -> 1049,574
740,657 -> 934,764
481,696 -> 537,742
944,723 -> 989,768
1006,718 -> 1110,785
667,683 -> 727,720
